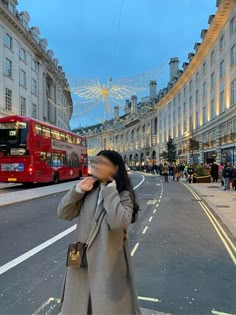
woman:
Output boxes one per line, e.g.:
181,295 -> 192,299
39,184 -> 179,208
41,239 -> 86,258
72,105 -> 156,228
58,150 -> 141,315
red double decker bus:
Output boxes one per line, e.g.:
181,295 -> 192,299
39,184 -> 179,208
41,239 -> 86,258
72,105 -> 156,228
0,115 -> 88,184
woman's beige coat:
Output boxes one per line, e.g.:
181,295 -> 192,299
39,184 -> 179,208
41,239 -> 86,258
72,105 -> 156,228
58,182 -> 141,315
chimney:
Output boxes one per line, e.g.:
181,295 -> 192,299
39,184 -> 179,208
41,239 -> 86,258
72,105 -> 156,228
125,99 -> 131,114
169,57 -> 179,81
114,106 -> 119,120
131,95 -> 137,114
149,80 -> 157,98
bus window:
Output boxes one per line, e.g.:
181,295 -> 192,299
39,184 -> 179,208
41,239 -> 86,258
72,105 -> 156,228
35,124 -> 42,135
61,154 -> 66,166
60,132 -> 65,141
40,152 -> 47,161
52,153 -> 61,167
76,138 -> 81,145
66,134 -> 73,143
42,127 -> 51,138
46,152 -> 52,166
51,129 -> 60,140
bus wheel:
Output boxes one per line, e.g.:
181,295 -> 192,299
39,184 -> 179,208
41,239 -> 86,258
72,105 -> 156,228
53,173 -> 59,184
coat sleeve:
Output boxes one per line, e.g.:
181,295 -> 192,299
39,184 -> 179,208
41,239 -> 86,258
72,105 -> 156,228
57,187 -> 85,221
102,186 -> 133,230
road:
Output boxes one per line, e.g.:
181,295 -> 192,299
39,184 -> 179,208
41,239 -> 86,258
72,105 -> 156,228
0,173 -> 235,315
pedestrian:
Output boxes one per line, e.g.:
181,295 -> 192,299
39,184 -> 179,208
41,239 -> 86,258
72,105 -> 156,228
172,163 -> 176,181
58,150 -> 141,315
222,163 -> 231,190
188,165 -> 194,183
230,165 -> 236,191
184,164 -> 189,181
218,162 -> 224,186
211,161 -> 219,182
163,163 -> 169,182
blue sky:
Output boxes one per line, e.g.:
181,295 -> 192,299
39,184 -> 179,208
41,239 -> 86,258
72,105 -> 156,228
17,0 -> 217,129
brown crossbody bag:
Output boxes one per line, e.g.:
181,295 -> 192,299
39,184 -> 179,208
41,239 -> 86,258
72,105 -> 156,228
66,210 -> 105,268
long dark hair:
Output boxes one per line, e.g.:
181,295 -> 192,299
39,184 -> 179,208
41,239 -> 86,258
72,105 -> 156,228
97,150 -> 139,223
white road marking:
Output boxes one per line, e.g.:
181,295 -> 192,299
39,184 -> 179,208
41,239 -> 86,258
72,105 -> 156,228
142,226 -> 149,234
147,200 -> 157,205
156,184 -> 161,186
138,296 -> 161,302
211,310 -> 234,315
156,203 -> 159,208
149,216 -> 153,222
0,174 -> 145,276
0,225 -> 76,276
153,209 -> 157,214
158,199 -> 161,202
131,243 -> 140,256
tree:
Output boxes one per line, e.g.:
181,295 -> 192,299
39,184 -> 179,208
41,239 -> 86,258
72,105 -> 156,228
166,137 -> 176,163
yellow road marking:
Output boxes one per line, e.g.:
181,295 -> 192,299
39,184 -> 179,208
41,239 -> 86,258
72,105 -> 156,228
182,183 -> 236,266
33,297 -> 60,315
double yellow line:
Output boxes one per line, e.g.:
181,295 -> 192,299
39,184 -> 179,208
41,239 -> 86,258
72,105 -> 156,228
182,183 -> 236,266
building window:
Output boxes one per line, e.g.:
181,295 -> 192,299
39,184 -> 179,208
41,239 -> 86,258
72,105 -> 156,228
220,60 -> 225,79
5,88 -> 12,111
5,33 -> 12,49
230,16 -> 236,34
219,35 -> 225,50
20,47 -> 26,62
196,72 -> 199,84
32,104 -> 37,118
32,79 -> 37,95
231,45 -> 236,66
231,80 -> 236,106
211,99 -> 215,119
211,72 -> 215,89
196,112 -> 199,128
203,62 -> 207,75
32,59 -> 37,72
220,90 -> 225,113
189,80 -> 192,92
20,70 -> 26,87
184,86 -> 187,97
178,92 -> 181,103
203,82 -> 206,97
211,50 -> 215,65
196,90 -> 199,104
8,2 -> 16,14
20,96 -> 26,115
189,97 -> 193,111
203,106 -> 206,124
5,58 -> 12,77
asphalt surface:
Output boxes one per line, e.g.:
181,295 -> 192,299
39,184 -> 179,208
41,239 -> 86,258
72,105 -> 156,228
0,174 -> 236,315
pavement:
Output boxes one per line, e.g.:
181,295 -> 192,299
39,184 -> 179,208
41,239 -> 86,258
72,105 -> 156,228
0,177 -> 235,315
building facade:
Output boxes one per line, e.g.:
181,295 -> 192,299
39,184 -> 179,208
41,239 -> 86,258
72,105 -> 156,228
0,0 -> 72,130
74,0 -> 236,166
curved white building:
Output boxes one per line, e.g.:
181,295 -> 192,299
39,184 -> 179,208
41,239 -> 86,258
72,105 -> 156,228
0,0 -> 72,130
74,0 -> 236,165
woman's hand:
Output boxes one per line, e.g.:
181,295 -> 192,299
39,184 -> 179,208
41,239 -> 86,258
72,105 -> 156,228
78,177 -> 97,192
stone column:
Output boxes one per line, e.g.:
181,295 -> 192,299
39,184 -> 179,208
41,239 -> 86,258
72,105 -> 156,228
215,126 -> 221,163
199,134 -> 204,164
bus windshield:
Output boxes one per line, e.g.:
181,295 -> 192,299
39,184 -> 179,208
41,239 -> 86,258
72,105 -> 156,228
0,122 -> 29,156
